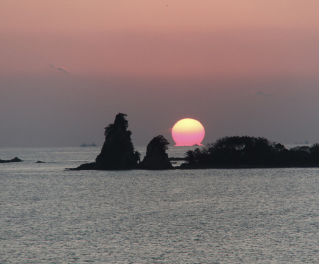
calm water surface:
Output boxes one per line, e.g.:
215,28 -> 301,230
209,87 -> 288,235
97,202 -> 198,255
1,147 -> 319,263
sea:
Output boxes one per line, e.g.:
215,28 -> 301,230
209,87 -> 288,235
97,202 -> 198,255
1,146 -> 319,263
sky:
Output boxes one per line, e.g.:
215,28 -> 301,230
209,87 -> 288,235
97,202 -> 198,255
1,0 -> 319,147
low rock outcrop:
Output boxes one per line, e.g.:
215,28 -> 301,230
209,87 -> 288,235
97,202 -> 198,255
139,135 -> 173,170
0,157 -> 22,163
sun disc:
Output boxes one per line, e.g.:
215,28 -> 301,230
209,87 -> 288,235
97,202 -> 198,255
172,118 -> 205,146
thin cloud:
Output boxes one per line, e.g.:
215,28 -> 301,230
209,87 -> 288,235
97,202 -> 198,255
56,67 -> 69,74
50,64 -> 69,74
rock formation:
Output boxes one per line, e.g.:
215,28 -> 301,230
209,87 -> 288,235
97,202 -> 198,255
74,113 -> 139,170
139,135 -> 173,170
0,157 -> 22,163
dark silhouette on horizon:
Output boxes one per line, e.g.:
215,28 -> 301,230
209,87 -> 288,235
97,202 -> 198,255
0,157 -> 22,163
71,113 -> 174,170
73,113 -> 140,170
95,113 -> 139,169
182,136 -> 319,168
69,113 -> 319,170
139,135 -> 173,170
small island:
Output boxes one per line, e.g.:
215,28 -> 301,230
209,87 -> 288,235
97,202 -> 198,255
0,157 -> 22,163
70,113 -> 319,170
182,136 -> 319,169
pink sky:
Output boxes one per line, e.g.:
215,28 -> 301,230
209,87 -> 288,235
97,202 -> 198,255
2,1 -> 319,33
1,1 -> 319,147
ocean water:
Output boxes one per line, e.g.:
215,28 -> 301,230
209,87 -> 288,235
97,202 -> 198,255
1,147 -> 319,263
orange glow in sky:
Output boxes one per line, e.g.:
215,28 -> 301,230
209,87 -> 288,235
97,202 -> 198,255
172,118 -> 205,146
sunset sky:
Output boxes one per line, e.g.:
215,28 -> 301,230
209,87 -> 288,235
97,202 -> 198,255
1,0 -> 319,147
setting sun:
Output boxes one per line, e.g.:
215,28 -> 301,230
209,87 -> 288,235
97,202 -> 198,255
172,118 -> 205,146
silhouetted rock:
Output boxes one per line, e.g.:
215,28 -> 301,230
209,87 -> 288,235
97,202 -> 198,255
0,157 -> 22,163
95,113 -> 138,169
72,113 -> 139,170
139,135 -> 173,170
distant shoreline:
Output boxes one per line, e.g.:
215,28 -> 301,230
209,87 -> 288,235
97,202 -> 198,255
176,164 -> 319,170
